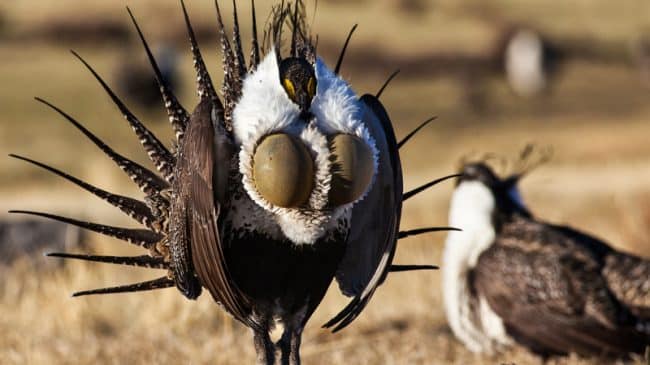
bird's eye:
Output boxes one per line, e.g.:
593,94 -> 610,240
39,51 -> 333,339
252,133 -> 314,208
328,134 -> 374,206
307,77 -> 316,98
282,78 -> 296,100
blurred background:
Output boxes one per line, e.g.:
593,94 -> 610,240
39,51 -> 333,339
1,0 -> 649,364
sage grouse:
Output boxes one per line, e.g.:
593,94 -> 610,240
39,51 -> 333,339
10,1 -> 456,364
443,159 -> 650,358
501,27 -> 563,98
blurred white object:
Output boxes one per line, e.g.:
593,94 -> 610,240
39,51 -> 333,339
504,29 -> 547,97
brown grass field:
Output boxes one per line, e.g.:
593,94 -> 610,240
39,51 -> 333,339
1,1 -> 649,364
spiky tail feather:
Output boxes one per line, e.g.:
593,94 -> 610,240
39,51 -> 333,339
334,24 -> 358,75
10,210 -> 162,249
249,0 -> 261,69
46,253 -> 167,269
398,227 -> 461,240
181,0 -> 220,103
72,276 -> 175,297
127,7 -> 190,142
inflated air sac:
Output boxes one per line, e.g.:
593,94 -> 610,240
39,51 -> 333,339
253,133 -> 314,208
328,134 -> 374,206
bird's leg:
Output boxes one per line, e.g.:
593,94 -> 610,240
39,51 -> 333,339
278,326 -> 303,365
252,325 -> 275,365
289,327 -> 303,365
278,329 -> 291,365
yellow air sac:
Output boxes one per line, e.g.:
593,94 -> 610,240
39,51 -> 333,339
329,134 -> 374,206
253,134 -> 314,208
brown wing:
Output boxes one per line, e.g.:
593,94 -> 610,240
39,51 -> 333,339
474,217 -> 648,356
324,94 -> 403,332
174,98 -> 256,329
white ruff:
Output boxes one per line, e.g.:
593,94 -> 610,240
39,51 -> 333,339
443,181 -> 511,353
311,57 -> 379,204
231,50 -> 377,245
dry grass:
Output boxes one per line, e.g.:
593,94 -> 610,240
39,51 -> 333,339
1,0 -> 650,364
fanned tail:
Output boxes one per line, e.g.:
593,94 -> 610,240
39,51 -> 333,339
19,3 -> 237,301
14,2 -> 259,302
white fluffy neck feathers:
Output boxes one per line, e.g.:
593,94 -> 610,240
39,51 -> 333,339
230,50 -> 378,245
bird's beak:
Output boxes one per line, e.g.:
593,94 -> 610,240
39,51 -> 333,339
298,93 -> 311,117
456,167 -> 474,186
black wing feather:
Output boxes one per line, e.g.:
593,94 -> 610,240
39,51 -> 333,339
326,94 -> 403,332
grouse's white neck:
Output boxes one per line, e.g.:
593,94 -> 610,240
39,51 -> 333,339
443,180 -> 507,353
229,50 -> 377,245
446,181 -> 496,267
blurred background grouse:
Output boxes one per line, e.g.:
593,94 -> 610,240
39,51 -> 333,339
443,151 -> 650,358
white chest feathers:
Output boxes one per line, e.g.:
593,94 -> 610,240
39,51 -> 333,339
443,181 -> 512,353
229,51 -> 377,245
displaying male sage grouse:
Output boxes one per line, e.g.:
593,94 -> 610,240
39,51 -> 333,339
10,1 -> 456,364
443,156 -> 650,358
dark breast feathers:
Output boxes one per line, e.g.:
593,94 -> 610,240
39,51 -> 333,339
473,216 -> 650,357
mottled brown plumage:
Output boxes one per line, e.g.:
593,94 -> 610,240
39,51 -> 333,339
604,253 -> 650,318
475,217 -> 649,356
